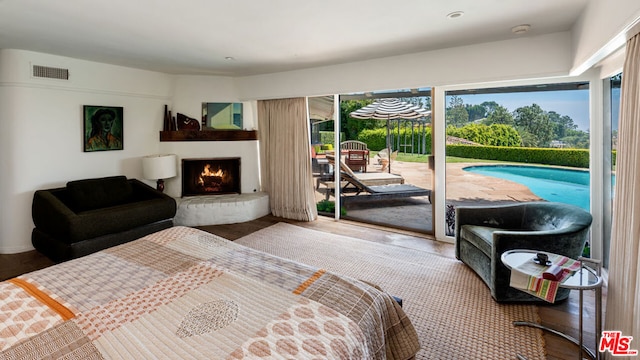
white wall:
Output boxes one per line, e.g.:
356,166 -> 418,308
571,0 -> 640,75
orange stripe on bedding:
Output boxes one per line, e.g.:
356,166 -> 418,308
9,278 -> 75,321
293,269 -> 326,295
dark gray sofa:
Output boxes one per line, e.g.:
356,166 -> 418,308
32,176 -> 177,262
455,202 -> 592,303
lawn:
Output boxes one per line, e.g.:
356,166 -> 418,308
369,150 -> 509,164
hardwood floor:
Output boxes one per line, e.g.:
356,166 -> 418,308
1,215 -> 603,360
0,250 -> 55,281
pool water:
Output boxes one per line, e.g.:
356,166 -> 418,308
463,165 -> 590,210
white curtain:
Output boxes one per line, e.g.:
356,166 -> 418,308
257,98 -> 318,221
604,27 -> 640,358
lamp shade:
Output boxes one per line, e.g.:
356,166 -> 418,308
142,154 -> 177,180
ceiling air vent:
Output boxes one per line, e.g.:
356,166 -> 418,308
32,65 -> 69,80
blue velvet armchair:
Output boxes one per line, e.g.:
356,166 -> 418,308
455,202 -> 592,303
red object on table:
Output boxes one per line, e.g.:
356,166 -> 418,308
542,265 -> 566,281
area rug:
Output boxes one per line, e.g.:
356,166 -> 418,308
235,222 -> 546,360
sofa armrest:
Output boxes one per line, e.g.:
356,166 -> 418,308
32,189 -> 78,240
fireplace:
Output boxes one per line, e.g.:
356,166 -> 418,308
182,158 -> 241,196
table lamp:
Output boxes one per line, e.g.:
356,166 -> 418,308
142,154 -> 177,192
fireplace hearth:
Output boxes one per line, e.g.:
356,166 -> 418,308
182,158 -> 240,196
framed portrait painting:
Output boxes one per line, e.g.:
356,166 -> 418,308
83,105 -> 123,152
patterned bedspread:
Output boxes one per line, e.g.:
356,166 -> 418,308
0,226 -> 420,359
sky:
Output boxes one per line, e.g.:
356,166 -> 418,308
455,89 -> 592,131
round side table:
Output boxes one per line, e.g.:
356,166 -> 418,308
501,249 -> 603,360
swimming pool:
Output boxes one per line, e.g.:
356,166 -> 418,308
462,165 -> 590,210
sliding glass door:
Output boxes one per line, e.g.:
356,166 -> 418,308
309,90 -> 434,234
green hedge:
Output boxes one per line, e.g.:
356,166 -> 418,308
358,127 -> 432,153
317,131 -> 344,146
612,150 -> 617,166
446,145 -> 590,168
320,128 -> 610,169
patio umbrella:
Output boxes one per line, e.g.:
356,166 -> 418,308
350,98 -> 431,172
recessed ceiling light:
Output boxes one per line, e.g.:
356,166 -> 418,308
224,56 -> 235,61
511,24 -> 531,35
446,11 -> 464,19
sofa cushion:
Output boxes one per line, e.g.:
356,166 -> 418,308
67,176 -> 133,212
459,225 -> 503,257
65,197 -> 176,243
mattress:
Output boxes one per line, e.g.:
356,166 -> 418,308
0,226 -> 420,359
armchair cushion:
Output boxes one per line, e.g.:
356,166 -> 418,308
459,225 -> 496,256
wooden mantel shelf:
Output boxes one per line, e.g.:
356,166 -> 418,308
160,130 -> 258,142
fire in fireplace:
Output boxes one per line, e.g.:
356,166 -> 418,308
182,158 -> 241,196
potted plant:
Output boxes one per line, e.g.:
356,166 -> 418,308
316,199 -> 347,216
445,204 -> 456,236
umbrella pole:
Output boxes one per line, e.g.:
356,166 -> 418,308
386,118 -> 391,173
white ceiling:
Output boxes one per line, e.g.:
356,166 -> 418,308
0,0 -> 589,76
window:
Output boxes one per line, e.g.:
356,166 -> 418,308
444,83 -> 591,244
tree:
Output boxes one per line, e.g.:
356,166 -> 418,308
465,104 -> 487,121
547,111 -> 578,139
513,104 -> 554,147
561,129 -> 590,148
483,105 -> 515,126
517,129 -> 539,147
488,124 -> 522,146
340,100 -> 378,140
446,123 -> 521,146
399,96 -> 431,111
446,95 -> 469,127
481,101 -> 500,115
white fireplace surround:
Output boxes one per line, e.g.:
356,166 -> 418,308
173,192 -> 270,226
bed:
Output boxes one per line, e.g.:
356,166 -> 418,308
0,226 -> 420,359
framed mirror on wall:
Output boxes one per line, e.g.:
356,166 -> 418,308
202,102 -> 243,130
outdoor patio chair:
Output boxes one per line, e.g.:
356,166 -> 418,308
378,149 -> 399,172
345,149 -> 368,172
340,140 -> 368,151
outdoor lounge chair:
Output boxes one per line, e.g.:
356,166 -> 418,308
326,154 -> 405,185
338,170 -> 431,203
320,155 -> 420,200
